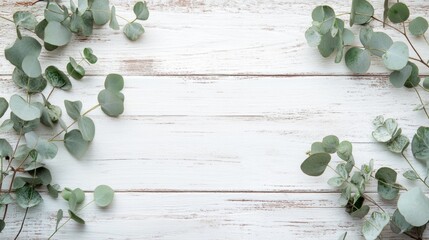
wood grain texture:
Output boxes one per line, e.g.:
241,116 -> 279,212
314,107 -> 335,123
3,193 -> 429,240
1,0 -> 429,239
0,0 -> 429,76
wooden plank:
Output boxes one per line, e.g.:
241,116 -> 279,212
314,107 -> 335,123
3,192 -> 426,239
0,75 -> 426,191
1,0 -> 429,76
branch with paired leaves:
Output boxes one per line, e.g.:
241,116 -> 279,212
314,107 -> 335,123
303,0 -> 429,240
0,0 -> 149,238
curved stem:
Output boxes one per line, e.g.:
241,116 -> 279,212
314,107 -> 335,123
14,207 -> 29,240
414,87 -> 429,119
49,104 -> 100,141
402,152 -> 429,189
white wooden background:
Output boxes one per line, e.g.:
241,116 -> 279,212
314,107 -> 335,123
1,0 -> 429,239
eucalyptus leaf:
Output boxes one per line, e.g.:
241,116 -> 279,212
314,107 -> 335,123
312,6 -> 336,35
64,100 -> 82,120
44,21 -> 72,46
300,153 -> 331,176
398,187 -> 429,226
0,139 -> 13,158
13,11 -> 38,30
4,36 -> 41,71
105,73 -> 124,91
390,209 -> 413,234
0,98 -> 8,119
362,211 -> 390,240
55,209 -> 63,230
78,116 -> 95,141
68,210 -> 85,224
98,89 -> 125,117
382,42 -> 409,70
90,0 -> 110,25
388,2 -> 410,23
94,185 -> 114,207
375,167 -> 399,200
386,135 -> 409,153
25,131 -> 58,159
123,22 -> 144,41
345,47 -> 371,74
45,3 -> 66,22
64,129 -> 90,159
372,118 -> 398,143
83,48 -> 98,64
67,57 -> 85,80
12,68 -> 47,94
305,26 -> 322,47
9,94 -> 41,121
403,170 -> 419,181
409,17 -> 429,36
15,185 -> 43,208
367,32 -> 393,57
389,65 -> 412,88
411,126 -> 429,164
21,55 -> 42,78
45,66 -> 72,90
350,0 -> 374,26
337,141 -> 352,161
133,1 -> 149,20
109,6 -> 119,30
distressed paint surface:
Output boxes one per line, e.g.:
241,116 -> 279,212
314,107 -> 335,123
0,0 -> 428,239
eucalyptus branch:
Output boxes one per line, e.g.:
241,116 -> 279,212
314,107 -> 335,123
401,152 -> 429,189
49,104 -> 101,141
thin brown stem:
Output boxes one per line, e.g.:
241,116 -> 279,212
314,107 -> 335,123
14,207 -> 29,240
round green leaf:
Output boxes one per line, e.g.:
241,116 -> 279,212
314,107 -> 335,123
362,211 -> 390,240
0,98 -> 8,119
12,68 -> 47,94
64,129 -> 90,159
4,36 -> 41,70
123,22 -> 144,41
133,1 -> 149,20
94,185 -> 114,207
78,116 -> 95,141
25,131 -> 58,160
389,65 -> 412,88
45,3 -> 66,22
15,185 -> 43,208
64,100 -> 82,120
412,126 -> 429,163
337,141 -> 352,161
312,6 -> 336,35
67,57 -> 85,80
398,187 -> 429,226
372,118 -> 398,143
388,3 -> 410,23
322,135 -> 339,153
98,89 -> 125,117
409,17 -> 428,36
83,48 -> 98,64
44,21 -> 72,46
387,135 -> 410,154
318,32 -> 338,58
310,142 -> 325,154
105,74 -> 124,91
367,32 -> 393,57
345,47 -> 371,74
342,28 -> 355,45
359,26 -> 373,47
305,26 -> 322,47
21,55 -> 42,78
45,66 -> 72,90
300,153 -> 331,176
9,94 -> 41,121
350,0 -> 374,26
13,11 -> 38,30
91,0 -> 110,25
382,42 -> 409,70
375,167 -> 399,200
404,62 -> 421,88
